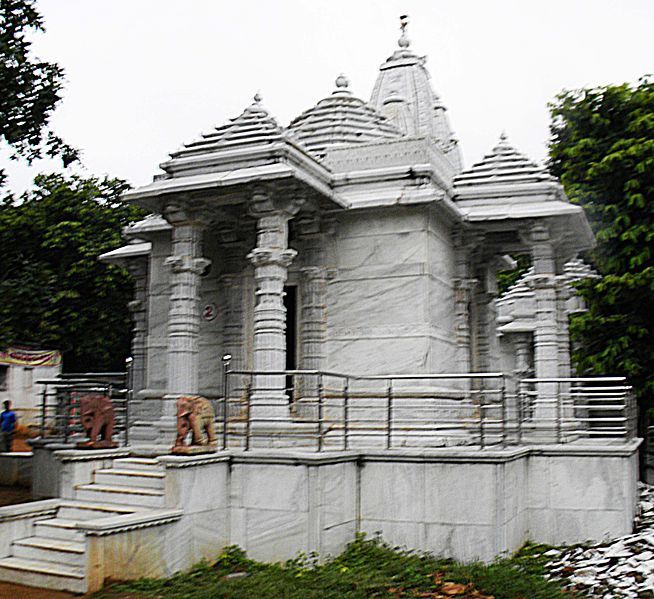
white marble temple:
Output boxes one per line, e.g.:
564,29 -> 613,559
100,20 -> 600,444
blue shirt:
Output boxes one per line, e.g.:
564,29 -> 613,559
0,410 -> 16,433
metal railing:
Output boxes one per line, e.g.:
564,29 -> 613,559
34,364 -> 635,452
36,372 -> 129,446
219,369 -> 507,451
213,369 -> 636,451
517,377 -> 637,443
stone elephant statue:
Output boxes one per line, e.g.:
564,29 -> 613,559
172,395 -> 217,454
76,393 -> 117,449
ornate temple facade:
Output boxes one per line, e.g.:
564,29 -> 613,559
101,24 -> 595,443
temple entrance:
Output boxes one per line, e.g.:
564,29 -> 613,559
284,285 -> 298,401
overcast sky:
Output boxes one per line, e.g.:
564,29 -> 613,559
1,0 -> 652,195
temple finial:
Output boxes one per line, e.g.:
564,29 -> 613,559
335,73 -> 350,89
499,130 -> 508,143
398,14 -> 410,48
253,92 -> 262,103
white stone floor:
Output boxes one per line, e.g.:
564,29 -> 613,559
542,483 -> 654,598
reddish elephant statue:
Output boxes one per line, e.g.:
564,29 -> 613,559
76,393 -> 117,449
172,395 -> 217,454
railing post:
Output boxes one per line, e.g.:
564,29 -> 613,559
386,379 -> 393,450
479,383 -> 485,450
125,358 -> 133,447
40,386 -> 47,438
222,354 -> 232,450
244,378 -> 252,452
556,381 -> 562,443
500,375 -> 506,448
517,379 -> 524,444
63,389 -> 71,444
317,373 -> 324,452
343,377 -> 349,451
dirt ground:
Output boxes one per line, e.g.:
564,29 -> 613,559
0,582 -> 77,599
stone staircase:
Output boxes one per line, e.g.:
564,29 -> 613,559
0,456 -> 173,594
76,457 -> 166,507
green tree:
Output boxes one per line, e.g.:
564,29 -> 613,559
548,77 -> 654,433
0,0 -> 78,185
0,173 -> 145,371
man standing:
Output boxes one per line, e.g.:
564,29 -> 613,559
0,401 -> 17,452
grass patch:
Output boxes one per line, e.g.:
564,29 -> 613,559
95,535 -> 573,599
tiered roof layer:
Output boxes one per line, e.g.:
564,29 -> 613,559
288,76 -> 402,157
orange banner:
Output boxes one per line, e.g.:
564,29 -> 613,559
0,347 -> 62,367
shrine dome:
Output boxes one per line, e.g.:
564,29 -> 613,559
288,74 -> 403,157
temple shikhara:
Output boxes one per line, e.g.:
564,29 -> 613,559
0,19 -> 639,595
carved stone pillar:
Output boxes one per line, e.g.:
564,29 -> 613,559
300,266 -> 328,371
524,224 -> 562,435
453,278 -> 477,373
555,277 -> 572,378
474,266 -> 499,373
163,204 -> 211,415
513,333 -> 533,378
220,272 -> 245,385
126,257 -> 148,419
528,225 -> 559,381
453,232 -> 480,374
246,189 -> 303,418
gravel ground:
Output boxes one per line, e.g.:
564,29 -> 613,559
541,483 -> 654,598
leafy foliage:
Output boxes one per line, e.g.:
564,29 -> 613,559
0,0 -> 78,185
0,173 -> 145,371
497,254 -> 531,295
95,535 -> 572,599
548,78 -> 654,403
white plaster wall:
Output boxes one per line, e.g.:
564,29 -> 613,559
0,362 -> 61,425
327,206 -> 456,375
426,207 -> 457,373
143,444 -> 639,566
526,448 -> 639,545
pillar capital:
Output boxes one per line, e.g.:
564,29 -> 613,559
525,273 -> 557,290
248,187 -> 305,220
247,247 -> 297,269
163,201 -> 212,228
164,255 -> 211,275
527,223 -> 551,243
127,299 -> 144,314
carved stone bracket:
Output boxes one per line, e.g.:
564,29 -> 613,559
247,248 -> 297,269
164,255 -> 211,275
248,187 -> 305,220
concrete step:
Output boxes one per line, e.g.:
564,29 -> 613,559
112,457 -> 162,472
34,518 -> 86,542
13,536 -> 85,567
0,556 -> 86,593
57,500 -> 139,521
94,468 -> 165,489
75,484 -> 165,508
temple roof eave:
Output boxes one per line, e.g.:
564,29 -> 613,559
123,161 -> 347,212
99,241 -> 152,265
159,136 -> 331,181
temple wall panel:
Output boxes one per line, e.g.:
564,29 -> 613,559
324,206 -> 457,375
426,212 -> 457,373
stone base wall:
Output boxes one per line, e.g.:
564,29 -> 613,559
148,442 -> 639,563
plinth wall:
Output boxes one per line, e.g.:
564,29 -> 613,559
47,442 -> 637,566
